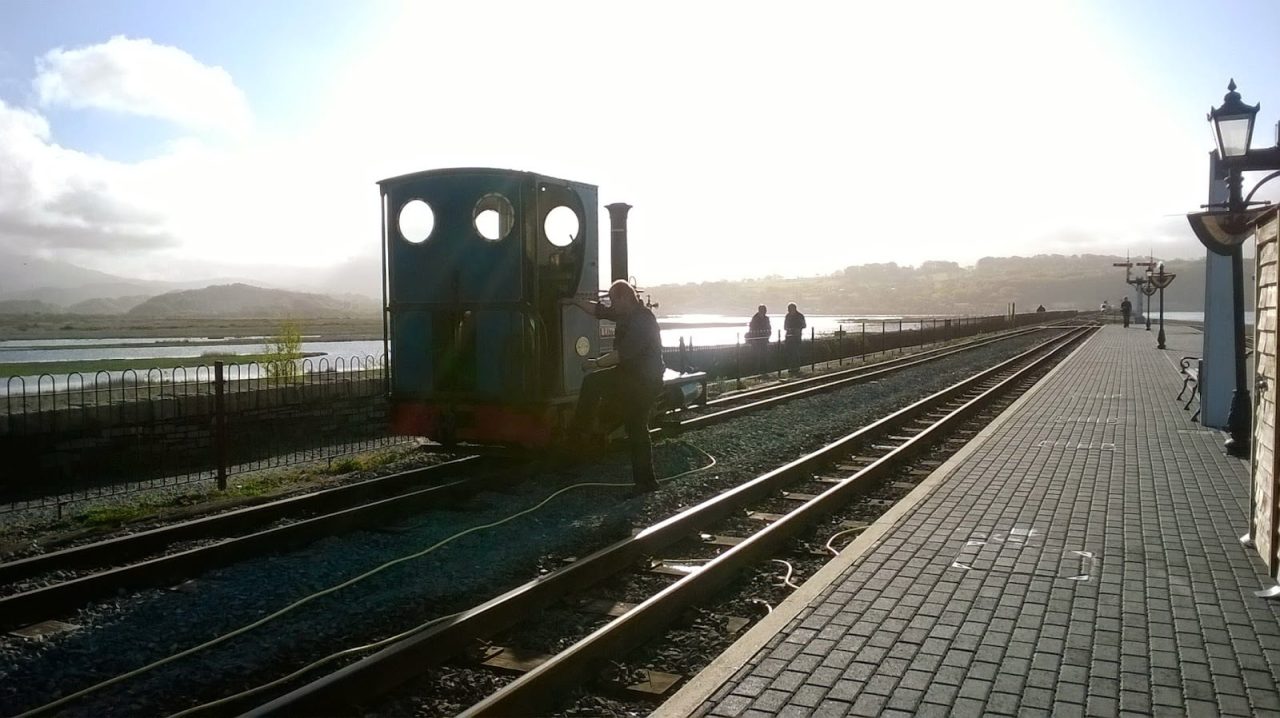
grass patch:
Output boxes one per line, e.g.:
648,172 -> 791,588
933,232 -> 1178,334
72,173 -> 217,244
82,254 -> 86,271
69,472 -> 306,529
64,447 -> 415,530
327,457 -> 363,474
77,503 -> 155,526
322,449 -> 403,475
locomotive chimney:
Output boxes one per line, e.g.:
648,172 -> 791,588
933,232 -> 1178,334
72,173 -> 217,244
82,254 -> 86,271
605,202 -> 632,283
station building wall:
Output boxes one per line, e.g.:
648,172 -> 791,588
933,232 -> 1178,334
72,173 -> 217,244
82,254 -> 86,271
1253,208 -> 1279,572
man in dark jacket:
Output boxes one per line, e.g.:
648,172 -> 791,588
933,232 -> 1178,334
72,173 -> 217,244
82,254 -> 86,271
746,304 -> 771,374
568,279 -> 665,491
1120,297 -> 1132,328
784,302 -> 806,375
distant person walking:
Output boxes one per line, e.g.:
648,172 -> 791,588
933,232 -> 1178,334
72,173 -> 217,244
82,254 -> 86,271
746,305 -> 771,374
1120,297 -> 1132,328
784,302 -> 807,375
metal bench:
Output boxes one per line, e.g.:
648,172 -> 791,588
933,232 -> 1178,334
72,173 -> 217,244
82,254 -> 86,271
1177,356 -> 1201,422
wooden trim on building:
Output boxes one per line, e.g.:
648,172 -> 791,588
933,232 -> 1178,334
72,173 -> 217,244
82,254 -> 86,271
1250,208 -> 1280,575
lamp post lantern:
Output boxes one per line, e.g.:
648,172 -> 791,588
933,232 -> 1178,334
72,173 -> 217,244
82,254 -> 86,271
1149,262 -> 1176,350
1209,79 -> 1258,161
1187,79 -> 1280,456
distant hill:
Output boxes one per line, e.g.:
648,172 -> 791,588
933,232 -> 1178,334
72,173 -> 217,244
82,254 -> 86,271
0,249 -> 152,297
127,284 -> 380,318
648,254 -> 1231,316
66,295 -> 152,315
0,299 -> 62,315
0,245 -> 309,304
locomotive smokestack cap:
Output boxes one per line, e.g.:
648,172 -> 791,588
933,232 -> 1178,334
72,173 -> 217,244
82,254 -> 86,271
605,203 -> 632,283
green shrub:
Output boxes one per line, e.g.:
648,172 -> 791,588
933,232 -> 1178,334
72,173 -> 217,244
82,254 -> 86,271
263,320 -> 303,380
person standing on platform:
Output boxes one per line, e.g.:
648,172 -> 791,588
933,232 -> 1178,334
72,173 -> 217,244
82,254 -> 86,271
784,302 -> 807,375
567,279 -> 665,492
1120,297 -> 1132,328
746,305 -> 772,374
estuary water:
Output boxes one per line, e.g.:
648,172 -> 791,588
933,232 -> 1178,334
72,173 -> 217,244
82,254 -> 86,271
2,314 -> 949,365
1,313 -> 969,392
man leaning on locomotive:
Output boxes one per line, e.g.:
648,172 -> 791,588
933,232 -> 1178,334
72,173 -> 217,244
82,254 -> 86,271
566,279 -> 666,492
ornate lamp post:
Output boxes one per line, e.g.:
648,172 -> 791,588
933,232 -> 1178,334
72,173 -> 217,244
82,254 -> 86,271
1140,276 -> 1157,333
1149,262 -> 1176,350
1114,256 -> 1155,327
1187,79 -> 1280,456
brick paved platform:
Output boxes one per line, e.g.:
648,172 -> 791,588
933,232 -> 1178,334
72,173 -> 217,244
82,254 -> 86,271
659,324 -> 1280,717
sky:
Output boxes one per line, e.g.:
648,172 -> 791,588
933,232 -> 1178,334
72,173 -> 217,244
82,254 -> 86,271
2,0 -> 1280,290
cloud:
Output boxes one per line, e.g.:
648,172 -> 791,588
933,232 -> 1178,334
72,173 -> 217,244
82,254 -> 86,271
0,8 -> 1233,287
0,99 -> 177,254
34,35 -> 250,133
1028,216 -> 1207,262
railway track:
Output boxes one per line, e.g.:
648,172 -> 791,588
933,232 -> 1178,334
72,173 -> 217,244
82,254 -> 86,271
0,455 -> 490,631
0,324 -> 1064,636
233,324 -> 1095,716
672,324 -> 1064,430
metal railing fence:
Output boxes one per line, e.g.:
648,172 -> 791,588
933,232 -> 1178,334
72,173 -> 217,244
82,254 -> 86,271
0,310 -> 1076,515
662,310 -> 1078,380
1,355 -> 406,515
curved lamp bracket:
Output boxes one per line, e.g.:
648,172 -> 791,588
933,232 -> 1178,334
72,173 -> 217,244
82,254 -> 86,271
1245,170 -> 1280,207
1187,206 -> 1272,255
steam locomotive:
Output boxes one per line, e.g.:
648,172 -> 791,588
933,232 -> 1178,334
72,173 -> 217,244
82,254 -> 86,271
379,167 -> 702,447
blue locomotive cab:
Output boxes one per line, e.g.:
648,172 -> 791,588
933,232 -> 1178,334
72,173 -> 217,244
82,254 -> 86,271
380,168 -> 600,446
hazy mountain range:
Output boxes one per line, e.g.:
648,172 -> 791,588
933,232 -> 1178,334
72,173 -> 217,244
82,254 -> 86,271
0,249 -> 1234,318
0,249 -> 382,316
128,284 -> 378,318
1,248 -> 381,296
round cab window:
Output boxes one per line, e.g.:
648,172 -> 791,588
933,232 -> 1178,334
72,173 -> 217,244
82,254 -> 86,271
474,193 -> 515,241
544,206 -> 580,247
398,199 -> 435,243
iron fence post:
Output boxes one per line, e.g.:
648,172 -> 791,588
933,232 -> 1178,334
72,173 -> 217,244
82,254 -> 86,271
776,329 -> 782,379
810,327 -> 815,371
214,361 -> 228,491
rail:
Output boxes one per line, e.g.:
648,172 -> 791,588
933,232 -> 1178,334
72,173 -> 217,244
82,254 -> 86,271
242,326 -> 1095,715
0,456 -> 484,632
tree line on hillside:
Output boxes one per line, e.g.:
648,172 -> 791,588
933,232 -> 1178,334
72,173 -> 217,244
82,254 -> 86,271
646,254 -> 1244,316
